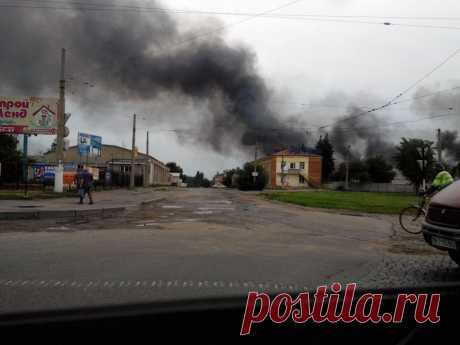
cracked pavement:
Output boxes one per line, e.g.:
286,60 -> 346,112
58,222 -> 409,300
0,188 -> 458,313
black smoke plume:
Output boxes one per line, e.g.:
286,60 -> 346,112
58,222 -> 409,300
411,86 -> 460,163
0,0 -> 306,155
329,106 -> 395,161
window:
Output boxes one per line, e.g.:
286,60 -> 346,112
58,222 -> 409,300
299,175 -> 306,184
290,162 -> 296,169
300,162 -> 305,170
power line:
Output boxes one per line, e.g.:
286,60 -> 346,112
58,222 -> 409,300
4,1 -> 460,31
277,85 -> 460,110
330,112 -> 459,133
317,46 -> 460,130
6,1 -> 460,23
149,111 -> 458,135
0,0 -> 306,50
386,47 -> 460,105
166,0 -> 305,49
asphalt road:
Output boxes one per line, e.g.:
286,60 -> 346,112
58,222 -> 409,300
0,188 -> 458,313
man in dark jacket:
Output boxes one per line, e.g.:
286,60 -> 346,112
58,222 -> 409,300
82,168 -> 94,205
75,165 -> 85,204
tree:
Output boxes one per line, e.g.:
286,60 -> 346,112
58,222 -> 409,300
365,155 -> 396,183
183,171 -> 211,188
316,134 -> 335,181
0,134 -> 21,162
0,134 -> 21,184
236,163 -> 267,191
394,138 -> 435,192
166,162 -> 184,179
222,168 -> 238,188
334,160 -> 370,183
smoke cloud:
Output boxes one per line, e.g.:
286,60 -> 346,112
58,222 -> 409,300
0,0 -> 306,155
329,106 -> 396,161
411,86 -> 460,164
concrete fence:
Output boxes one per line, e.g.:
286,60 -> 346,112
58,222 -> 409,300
324,182 -> 414,193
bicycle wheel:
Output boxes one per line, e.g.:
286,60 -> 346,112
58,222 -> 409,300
399,206 -> 425,234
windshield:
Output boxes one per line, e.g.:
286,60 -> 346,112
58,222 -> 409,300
0,0 -> 459,324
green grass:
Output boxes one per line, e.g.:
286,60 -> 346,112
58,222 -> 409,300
0,190 -> 76,200
262,191 -> 419,214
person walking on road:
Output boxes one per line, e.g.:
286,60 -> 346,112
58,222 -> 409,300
75,165 -> 94,204
75,165 -> 86,204
82,168 -> 94,205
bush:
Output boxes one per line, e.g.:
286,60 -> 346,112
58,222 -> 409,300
237,163 -> 267,191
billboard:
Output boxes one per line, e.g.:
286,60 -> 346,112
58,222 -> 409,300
0,96 -> 59,134
78,132 -> 102,157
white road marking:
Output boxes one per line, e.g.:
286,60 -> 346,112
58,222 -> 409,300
0,278 -> 311,292
161,205 -> 183,209
198,207 -> 235,211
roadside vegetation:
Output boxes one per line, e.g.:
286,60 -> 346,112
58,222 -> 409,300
0,190 -> 76,200
263,190 -> 418,214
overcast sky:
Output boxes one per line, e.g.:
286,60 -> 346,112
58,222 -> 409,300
17,0 -> 460,176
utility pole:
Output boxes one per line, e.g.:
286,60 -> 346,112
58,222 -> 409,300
421,144 -> 427,191
253,137 -> 258,184
437,128 -> 442,164
345,145 -> 350,190
130,114 -> 137,189
146,130 -> 150,157
54,48 -> 66,193
22,134 -> 29,197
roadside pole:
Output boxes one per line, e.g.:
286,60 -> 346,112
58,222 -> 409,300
253,138 -> 258,185
130,114 -> 136,189
146,130 -> 149,156
345,145 -> 350,190
54,48 -> 66,193
437,128 -> 442,164
422,145 -> 426,191
22,134 -> 28,197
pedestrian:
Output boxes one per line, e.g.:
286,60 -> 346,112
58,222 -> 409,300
82,168 -> 94,205
75,164 -> 86,204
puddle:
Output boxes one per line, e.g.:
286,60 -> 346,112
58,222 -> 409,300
198,207 -> 235,211
194,211 -> 213,215
161,205 -> 183,209
46,226 -> 71,231
177,218 -> 199,222
136,223 -> 159,227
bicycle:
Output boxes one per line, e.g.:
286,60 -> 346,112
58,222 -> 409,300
399,195 -> 429,234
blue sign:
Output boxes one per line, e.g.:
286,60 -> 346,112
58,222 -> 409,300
32,163 -> 55,179
78,132 -> 102,157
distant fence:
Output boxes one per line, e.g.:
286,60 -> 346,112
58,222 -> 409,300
324,181 -> 414,193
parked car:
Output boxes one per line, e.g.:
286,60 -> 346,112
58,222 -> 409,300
422,180 -> 460,265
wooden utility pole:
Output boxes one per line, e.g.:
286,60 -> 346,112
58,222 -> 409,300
130,114 -> 136,189
54,48 -> 66,193
253,137 -> 258,184
22,134 -> 29,197
146,130 -> 150,156
437,128 -> 442,164
345,145 -> 350,190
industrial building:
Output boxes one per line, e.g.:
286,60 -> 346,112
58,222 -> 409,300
41,144 -> 171,187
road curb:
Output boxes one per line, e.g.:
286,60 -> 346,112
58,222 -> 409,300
0,207 -> 126,221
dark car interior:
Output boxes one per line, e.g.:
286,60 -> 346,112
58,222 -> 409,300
1,284 -> 459,342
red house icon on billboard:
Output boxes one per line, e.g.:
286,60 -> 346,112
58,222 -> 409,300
32,105 -> 56,128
